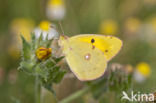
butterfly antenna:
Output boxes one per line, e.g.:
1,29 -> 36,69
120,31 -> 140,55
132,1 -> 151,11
59,21 -> 65,36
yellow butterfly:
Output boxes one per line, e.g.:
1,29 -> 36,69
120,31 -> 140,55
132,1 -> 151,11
59,34 -> 123,81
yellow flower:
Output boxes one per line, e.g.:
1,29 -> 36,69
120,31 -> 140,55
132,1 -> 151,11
49,0 -> 64,6
125,18 -> 141,34
10,18 -> 34,42
136,62 -> 151,77
99,20 -> 118,35
46,0 -> 65,20
36,47 -> 52,60
9,18 -> 34,59
39,20 -> 51,31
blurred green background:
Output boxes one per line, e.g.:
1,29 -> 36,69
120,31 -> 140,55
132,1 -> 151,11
0,0 -> 156,103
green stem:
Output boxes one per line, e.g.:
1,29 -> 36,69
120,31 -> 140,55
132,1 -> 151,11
35,75 -> 41,103
59,87 -> 90,103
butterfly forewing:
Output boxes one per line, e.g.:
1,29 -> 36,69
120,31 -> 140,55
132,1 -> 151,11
70,34 -> 123,61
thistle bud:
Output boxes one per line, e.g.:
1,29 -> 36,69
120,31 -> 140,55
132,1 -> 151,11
36,47 -> 52,60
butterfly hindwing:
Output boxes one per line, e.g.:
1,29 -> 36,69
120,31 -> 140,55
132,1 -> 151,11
61,38 -> 107,81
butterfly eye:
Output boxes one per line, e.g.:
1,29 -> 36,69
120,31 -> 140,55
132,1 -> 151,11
91,38 -> 95,43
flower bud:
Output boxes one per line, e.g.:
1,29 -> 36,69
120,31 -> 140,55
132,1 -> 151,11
36,47 -> 52,60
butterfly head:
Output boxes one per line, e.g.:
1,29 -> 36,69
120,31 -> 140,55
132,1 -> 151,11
58,35 -> 68,46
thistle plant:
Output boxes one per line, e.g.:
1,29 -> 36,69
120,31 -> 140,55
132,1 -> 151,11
19,33 -> 132,103
19,33 -> 65,103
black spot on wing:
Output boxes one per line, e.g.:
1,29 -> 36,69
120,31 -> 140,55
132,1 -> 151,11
91,38 -> 95,43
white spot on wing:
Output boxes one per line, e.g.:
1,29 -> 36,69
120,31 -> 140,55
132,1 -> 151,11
84,53 -> 91,60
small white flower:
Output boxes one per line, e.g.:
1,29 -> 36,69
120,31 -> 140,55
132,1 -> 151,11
46,0 -> 65,20
34,20 -> 58,40
133,62 -> 151,83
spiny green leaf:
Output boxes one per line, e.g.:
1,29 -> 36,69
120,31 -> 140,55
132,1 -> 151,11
36,33 -> 43,47
46,33 -> 49,41
45,59 -> 56,68
46,39 -> 53,48
35,65 -> 49,80
53,56 -> 64,63
19,61 -> 35,75
31,32 -> 37,50
31,32 -> 36,42
39,33 -> 43,42
21,35 -> 31,60
53,71 -> 66,83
